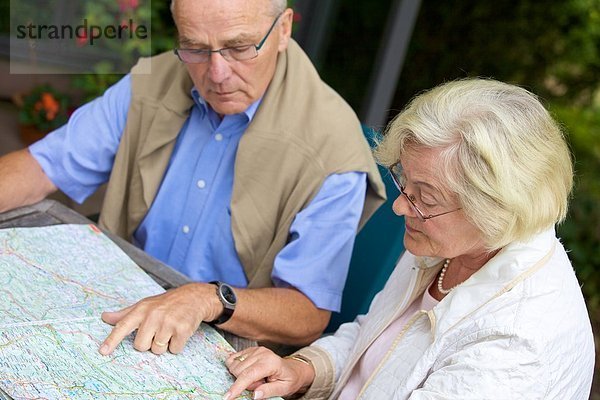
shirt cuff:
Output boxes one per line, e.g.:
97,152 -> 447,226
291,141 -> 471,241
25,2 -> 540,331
294,345 -> 336,400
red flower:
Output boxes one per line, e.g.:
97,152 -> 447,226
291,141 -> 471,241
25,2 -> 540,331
119,0 -> 139,12
76,31 -> 88,46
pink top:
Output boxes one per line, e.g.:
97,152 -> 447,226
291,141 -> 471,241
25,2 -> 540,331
338,286 -> 439,399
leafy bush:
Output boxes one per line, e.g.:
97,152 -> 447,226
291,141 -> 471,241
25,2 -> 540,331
72,0 -> 176,102
552,104 -> 600,316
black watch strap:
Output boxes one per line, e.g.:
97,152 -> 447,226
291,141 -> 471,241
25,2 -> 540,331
210,281 -> 236,325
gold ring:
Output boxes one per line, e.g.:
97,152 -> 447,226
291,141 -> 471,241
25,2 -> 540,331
234,355 -> 247,362
154,340 -> 168,347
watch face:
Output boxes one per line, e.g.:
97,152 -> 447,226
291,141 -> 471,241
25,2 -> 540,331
220,284 -> 236,306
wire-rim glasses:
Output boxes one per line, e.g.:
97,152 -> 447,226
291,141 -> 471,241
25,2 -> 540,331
174,12 -> 283,63
388,162 -> 461,221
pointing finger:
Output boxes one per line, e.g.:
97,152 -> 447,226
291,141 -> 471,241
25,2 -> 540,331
226,362 -> 274,400
99,312 -> 142,355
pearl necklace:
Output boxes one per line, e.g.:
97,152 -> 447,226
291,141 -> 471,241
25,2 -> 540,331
437,258 -> 457,295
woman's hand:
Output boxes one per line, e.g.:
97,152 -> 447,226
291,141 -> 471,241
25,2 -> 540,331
224,347 -> 316,400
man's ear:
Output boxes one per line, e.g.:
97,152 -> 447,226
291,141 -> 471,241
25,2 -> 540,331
277,8 -> 294,52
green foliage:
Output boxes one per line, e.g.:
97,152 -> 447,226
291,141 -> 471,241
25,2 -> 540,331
396,0 -> 600,108
71,72 -> 123,103
75,0 -> 151,70
149,0 -> 176,54
72,0 -> 176,102
553,104 -> 600,315
318,1 -> 393,111
321,0 -> 600,110
0,1 -> 8,34
17,84 -> 72,133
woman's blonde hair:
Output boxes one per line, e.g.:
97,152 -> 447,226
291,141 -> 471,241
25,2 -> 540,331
374,78 -> 573,249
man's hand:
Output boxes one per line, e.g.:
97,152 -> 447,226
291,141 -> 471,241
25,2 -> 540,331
99,283 -> 222,355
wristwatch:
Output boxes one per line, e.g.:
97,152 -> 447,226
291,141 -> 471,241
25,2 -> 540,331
210,281 -> 237,325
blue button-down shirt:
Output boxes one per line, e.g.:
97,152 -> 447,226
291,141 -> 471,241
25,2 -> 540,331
30,74 -> 366,311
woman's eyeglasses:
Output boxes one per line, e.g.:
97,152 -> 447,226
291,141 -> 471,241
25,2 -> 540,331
388,162 -> 461,221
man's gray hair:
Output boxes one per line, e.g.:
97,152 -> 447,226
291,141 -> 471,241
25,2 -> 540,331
170,0 -> 287,17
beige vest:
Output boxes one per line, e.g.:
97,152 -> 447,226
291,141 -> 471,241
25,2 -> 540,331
99,40 -> 386,287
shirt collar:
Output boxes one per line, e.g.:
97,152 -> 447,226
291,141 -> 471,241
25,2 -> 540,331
191,87 -> 262,122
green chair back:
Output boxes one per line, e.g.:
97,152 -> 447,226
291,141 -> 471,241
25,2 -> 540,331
326,126 -> 406,332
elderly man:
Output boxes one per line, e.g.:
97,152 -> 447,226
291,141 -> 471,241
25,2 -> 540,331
0,0 -> 385,355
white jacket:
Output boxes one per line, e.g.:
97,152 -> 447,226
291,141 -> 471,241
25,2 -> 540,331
297,229 -> 595,399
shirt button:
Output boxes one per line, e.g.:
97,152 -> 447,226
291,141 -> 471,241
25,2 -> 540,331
215,133 -> 223,141
197,179 -> 206,189
182,225 -> 190,234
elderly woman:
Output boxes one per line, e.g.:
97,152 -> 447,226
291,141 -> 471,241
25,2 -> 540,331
223,79 -> 595,400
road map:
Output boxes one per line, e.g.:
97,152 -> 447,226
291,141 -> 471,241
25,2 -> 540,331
0,224 -> 276,400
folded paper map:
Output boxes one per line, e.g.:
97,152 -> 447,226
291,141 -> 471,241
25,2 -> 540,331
0,224 -> 277,400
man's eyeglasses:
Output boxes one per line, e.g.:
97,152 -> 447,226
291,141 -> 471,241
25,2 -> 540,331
174,12 -> 283,64
388,162 -> 461,222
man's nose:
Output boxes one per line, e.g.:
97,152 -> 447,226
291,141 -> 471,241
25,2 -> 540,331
207,52 -> 232,83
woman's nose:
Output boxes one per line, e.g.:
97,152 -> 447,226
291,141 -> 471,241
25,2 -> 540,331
392,194 -> 411,217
